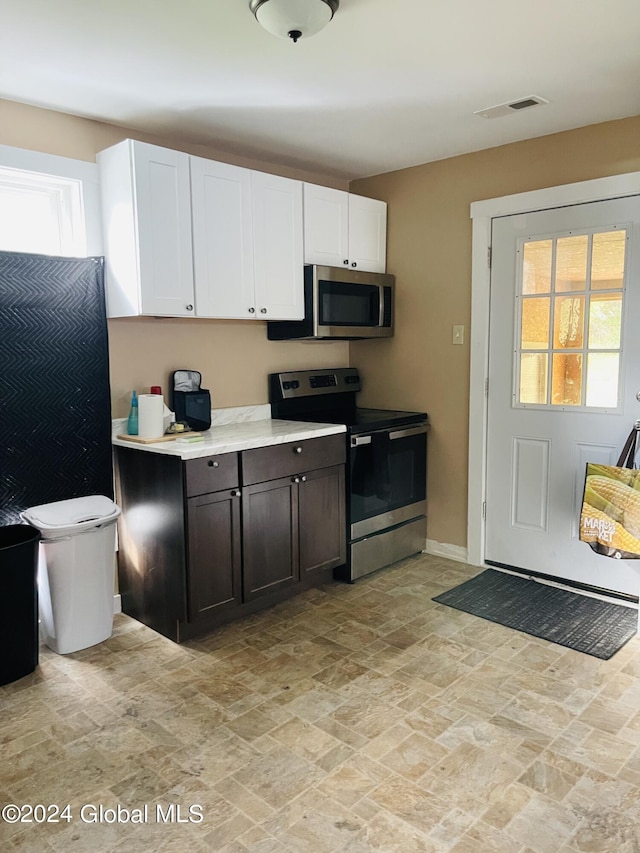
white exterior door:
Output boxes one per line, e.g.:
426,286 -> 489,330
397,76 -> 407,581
485,196 -> 640,596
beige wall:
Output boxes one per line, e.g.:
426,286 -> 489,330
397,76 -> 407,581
0,98 -> 350,417
350,116 -> 640,550
4,98 -> 640,549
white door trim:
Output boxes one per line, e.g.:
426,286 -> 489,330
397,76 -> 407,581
468,171 -> 640,567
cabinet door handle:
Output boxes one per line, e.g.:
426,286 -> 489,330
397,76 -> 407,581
260,308 -> 267,314
231,489 -> 241,497
248,307 -> 255,314
300,475 -> 307,482
343,259 -> 349,265
351,262 -> 357,268
186,304 -> 194,311
294,446 -> 303,454
207,460 -> 219,468
292,476 -> 300,483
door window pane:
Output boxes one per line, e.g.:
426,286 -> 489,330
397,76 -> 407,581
588,293 -> 622,349
552,354 -> 583,405
521,297 -> 550,349
522,240 -> 552,294
592,230 -> 625,290
516,228 -> 624,409
520,354 -> 548,404
555,235 -> 588,292
586,353 -> 619,407
553,296 -> 584,348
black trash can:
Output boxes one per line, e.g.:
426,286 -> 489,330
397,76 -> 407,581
0,524 -> 40,686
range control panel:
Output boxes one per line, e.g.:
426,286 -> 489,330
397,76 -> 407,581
270,368 -> 362,400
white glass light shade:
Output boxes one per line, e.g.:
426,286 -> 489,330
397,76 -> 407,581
250,0 -> 339,41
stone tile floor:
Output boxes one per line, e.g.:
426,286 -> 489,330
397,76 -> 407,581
3,553 -> 640,852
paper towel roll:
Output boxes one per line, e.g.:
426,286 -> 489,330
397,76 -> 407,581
138,394 -> 165,438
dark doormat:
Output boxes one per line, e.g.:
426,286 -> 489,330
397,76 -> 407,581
432,569 -> 638,659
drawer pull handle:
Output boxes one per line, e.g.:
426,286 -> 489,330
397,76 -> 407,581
231,489 -> 241,497
300,475 -> 307,483
207,460 -> 219,467
292,476 -> 300,483
294,446 -> 303,454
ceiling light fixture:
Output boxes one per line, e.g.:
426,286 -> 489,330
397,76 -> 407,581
249,0 -> 339,44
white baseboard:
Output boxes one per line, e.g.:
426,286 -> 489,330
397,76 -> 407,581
424,539 -> 469,563
113,593 -> 122,615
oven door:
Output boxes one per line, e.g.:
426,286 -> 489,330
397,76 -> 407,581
349,424 -> 427,539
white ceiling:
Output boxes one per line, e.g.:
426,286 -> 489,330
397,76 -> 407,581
2,0 -> 639,180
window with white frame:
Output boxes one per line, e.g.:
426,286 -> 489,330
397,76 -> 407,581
0,145 -> 102,257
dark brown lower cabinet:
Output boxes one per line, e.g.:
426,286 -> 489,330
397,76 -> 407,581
114,434 -> 346,642
242,463 -> 346,601
187,489 -> 242,619
242,477 -> 298,601
298,464 -> 346,576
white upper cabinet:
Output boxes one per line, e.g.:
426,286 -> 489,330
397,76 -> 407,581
97,140 -> 195,317
190,157 -> 255,319
303,184 -> 387,273
251,171 -> 304,321
347,193 -> 388,273
190,161 -> 303,321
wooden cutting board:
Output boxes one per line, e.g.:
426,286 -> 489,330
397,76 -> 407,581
116,432 -> 201,444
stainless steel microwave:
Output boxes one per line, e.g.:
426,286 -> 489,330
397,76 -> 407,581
267,265 -> 394,340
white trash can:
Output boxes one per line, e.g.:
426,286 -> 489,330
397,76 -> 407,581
21,496 -> 120,654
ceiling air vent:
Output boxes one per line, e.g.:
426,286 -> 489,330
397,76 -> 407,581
474,96 -> 549,119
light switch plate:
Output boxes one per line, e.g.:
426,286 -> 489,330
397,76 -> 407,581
452,324 -> 464,345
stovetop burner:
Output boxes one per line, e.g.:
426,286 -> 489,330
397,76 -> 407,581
269,368 -> 428,433
285,407 -> 426,434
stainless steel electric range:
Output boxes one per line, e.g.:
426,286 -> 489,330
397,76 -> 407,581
270,367 -> 429,582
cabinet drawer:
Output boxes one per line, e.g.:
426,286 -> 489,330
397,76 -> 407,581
184,452 -> 239,497
241,434 -> 345,486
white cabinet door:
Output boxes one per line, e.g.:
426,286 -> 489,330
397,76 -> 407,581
98,140 -> 195,317
190,157 -> 255,319
303,183 -> 349,268
348,194 -> 387,273
251,171 -> 304,321
303,184 -> 387,273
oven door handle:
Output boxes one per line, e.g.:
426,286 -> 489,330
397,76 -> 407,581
351,435 -> 372,446
389,425 -> 429,440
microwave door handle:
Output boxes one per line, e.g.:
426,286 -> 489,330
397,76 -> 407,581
389,425 -> 429,440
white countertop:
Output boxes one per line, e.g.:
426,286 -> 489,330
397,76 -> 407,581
112,418 -> 346,459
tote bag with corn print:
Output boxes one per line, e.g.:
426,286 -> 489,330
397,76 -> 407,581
580,426 -> 640,559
